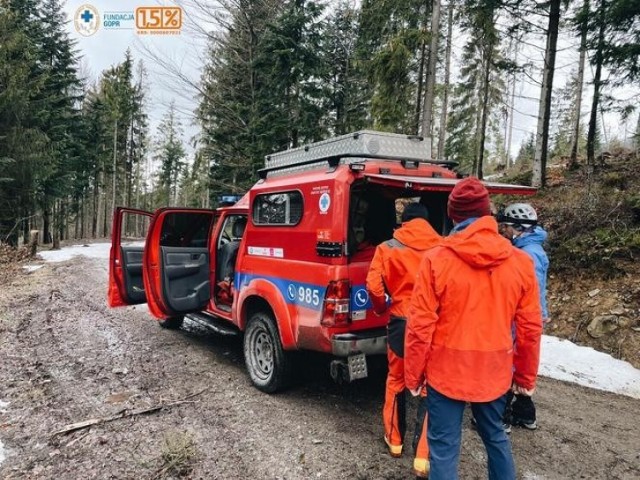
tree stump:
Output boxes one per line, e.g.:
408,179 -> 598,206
29,230 -> 39,258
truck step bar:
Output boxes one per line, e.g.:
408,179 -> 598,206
186,312 -> 240,337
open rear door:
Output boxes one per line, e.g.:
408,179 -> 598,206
143,208 -> 216,319
364,174 -> 537,195
108,207 -> 153,307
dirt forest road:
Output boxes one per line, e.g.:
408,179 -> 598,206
0,253 -> 639,480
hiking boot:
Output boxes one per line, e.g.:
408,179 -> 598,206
384,436 -> 403,457
413,457 -> 430,478
512,417 -> 537,430
511,394 -> 536,430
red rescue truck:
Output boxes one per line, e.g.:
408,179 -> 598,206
108,131 -> 535,392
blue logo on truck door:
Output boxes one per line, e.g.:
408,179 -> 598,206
351,285 -> 372,310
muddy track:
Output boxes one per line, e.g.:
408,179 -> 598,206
0,256 -> 639,479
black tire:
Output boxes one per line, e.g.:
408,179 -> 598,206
244,311 -> 292,393
158,315 -> 184,330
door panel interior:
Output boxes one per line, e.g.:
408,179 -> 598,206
161,246 -> 210,312
108,207 -> 152,308
121,246 -> 146,303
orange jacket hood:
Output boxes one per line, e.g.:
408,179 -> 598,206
444,216 -> 513,268
393,218 -> 440,251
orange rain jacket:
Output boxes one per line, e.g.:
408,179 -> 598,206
405,216 -> 543,402
366,218 -> 441,317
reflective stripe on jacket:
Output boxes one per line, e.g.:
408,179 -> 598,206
366,218 -> 441,318
405,216 -> 543,402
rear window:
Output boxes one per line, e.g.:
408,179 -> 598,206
252,191 -> 303,225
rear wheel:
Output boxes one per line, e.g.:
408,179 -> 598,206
158,315 -> 184,329
244,311 -> 292,393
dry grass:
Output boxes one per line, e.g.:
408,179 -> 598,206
154,431 -> 198,479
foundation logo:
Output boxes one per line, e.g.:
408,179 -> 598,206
135,6 -> 182,35
74,4 -> 100,36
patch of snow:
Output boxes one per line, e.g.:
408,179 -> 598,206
522,473 -> 546,480
540,335 -> 640,399
22,264 -> 44,272
0,400 -> 7,465
37,242 -> 112,263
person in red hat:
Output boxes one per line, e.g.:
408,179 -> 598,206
405,177 -> 543,480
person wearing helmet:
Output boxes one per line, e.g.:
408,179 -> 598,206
499,203 -> 549,431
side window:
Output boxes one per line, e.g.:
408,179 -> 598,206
252,191 -> 303,225
160,213 -> 212,248
217,215 -> 247,249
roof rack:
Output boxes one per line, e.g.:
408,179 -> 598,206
259,130 -> 457,179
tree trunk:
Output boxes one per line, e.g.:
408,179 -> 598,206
533,0 -> 561,188
93,169 -> 100,239
414,33 -> 427,136
29,230 -> 39,258
476,43 -> 493,179
569,0 -> 589,169
80,195 -> 85,239
43,196 -> 51,244
103,187 -> 109,238
506,42 -> 519,167
134,153 -> 141,237
421,0 -> 440,155
52,201 -> 60,250
437,4 -> 453,160
112,118 -> 118,216
587,0 -> 605,166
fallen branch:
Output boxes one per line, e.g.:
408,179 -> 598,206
52,387 -> 209,437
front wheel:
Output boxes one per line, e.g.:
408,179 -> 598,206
244,311 -> 292,393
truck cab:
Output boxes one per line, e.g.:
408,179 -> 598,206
108,130 -> 535,392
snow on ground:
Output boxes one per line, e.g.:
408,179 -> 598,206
37,242 -> 111,262
0,400 -> 8,465
27,242 -> 640,400
540,335 -> 640,399
22,265 -> 43,273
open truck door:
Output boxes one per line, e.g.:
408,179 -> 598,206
143,208 -> 216,320
108,207 -> 153,308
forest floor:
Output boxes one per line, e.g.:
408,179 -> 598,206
0,248 -> 639,479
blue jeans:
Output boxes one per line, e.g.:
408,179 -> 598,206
425,385 -> 516,480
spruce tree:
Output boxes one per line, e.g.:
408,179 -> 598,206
155,102 -> 186,206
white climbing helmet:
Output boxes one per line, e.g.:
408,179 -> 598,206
502,203 -> 538,226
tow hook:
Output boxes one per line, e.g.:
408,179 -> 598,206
330,353 -> 368,384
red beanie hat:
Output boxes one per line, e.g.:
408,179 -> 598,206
447,177 -> 491,223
